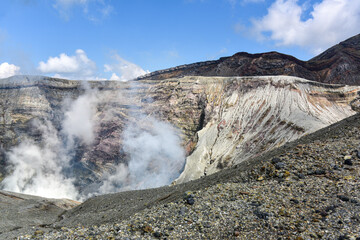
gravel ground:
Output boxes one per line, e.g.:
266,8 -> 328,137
16,117 -> 360,240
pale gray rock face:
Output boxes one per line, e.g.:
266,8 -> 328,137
0,75 -> 359,196
175,76 -> 360,183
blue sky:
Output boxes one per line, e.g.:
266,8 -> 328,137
0,0 -> 359,80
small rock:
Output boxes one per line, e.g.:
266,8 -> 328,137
338,235 -> 350,240
325,205 -> 337,213
314,169 -> 326,175
290,199 -> 300,204
253,209 -> 269,220
142,225 -> 153,233
250,201 -> 262,207
356,150 -> 360,158
183,191 -> 195,205
344,155 -> 352,160
187,197 -> 195,205
332,164 -> 339,170
271,157 -> 281,164
296,173 -> 305,179
337,195 -> 350,202
275,162 -> 286,170
257,176 -> 264,181
319,210 -> 328,217
34,230 -> 44,236
344,159 -> 353,166
234,231 -> 240,237
153,232 -> 162,238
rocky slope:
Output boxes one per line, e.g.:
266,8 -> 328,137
0,190 -> 79,239
138,34 -> 360,85
0,75 -> 359,197
14,111 -> 360,240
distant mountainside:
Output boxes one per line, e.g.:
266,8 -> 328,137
138,34 -> 360,85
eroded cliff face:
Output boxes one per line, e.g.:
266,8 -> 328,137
175,76 -> 360,183
0,75 -> 359,196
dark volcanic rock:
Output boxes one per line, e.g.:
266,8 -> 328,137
138,34 -> 360,85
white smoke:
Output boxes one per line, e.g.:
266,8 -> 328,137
1,82 -> 186,201
62,88 -> 98,146
1,88 -> 99,201
97,117 -> 185,194
1,120 -> 79,200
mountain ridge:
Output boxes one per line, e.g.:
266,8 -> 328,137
138,34 -> 360,85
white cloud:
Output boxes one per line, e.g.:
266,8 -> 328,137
53,0 -> 88,19
104,54 -> 149,81
53,0 -> 113,21
252,0 -> 360,53
109,73 -> 121,81
38,49 -> 98,80
100,4 -> 113,17
0,62 -> 21,78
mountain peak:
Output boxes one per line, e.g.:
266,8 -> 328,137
310,34 -> 360,61
340,33 -> 360,47
139,33 -> 360,85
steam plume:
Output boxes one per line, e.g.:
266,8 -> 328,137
62,87 -> 98,146
1,82 -> 185,201
1,120 -> 79,199
97,116 -> 185,194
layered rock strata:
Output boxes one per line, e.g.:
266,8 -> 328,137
0,75 -> 359,189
